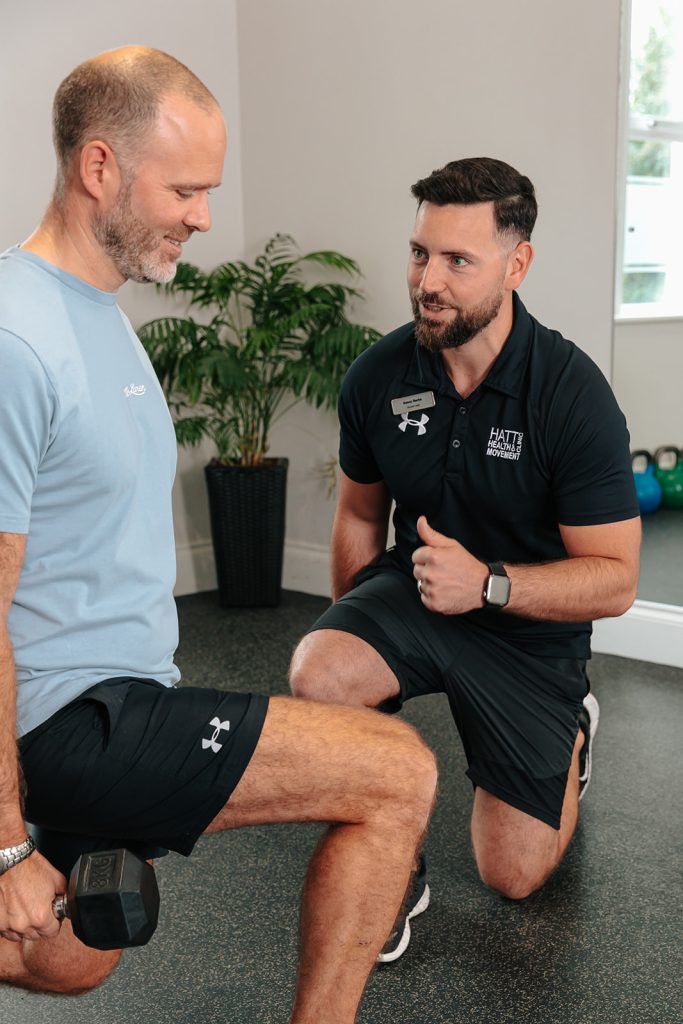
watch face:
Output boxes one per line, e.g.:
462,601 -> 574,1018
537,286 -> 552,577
486,573 -> 511,607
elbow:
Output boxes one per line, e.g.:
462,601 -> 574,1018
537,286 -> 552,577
607,580 -> 639,618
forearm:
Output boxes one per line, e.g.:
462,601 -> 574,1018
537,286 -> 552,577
0,623 -> 26,844
330,511 -> 388,600
504,555 -> 638,622
413,515 -> 640,621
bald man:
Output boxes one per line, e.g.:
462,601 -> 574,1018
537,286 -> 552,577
0,48 -> 436,1023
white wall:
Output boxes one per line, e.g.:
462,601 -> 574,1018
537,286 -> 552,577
613,319 -> 683,450
3,1 -> 634,600
0,0 -> 244,593
235,0 -> 624,586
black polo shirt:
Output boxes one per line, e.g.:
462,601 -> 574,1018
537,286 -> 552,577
338,292 -> 639,658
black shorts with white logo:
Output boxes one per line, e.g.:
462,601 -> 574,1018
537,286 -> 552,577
307,560 -> 588,830
19,678 -> 269,876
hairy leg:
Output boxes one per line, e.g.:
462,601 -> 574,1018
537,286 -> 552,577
289,629 -> 399,707
470,729 -> 584,900
206,696 -> 437,1024
0,918 -> 121,994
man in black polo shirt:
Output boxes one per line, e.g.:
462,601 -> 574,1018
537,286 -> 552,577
289,157 -> 641,962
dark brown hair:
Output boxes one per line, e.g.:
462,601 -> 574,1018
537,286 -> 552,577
411,157 -> 537,241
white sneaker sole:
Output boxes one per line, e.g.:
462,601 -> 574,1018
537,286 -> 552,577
578,691 -> 600,801
376,883 -> 430,964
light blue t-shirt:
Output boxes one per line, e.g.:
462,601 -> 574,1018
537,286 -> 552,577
0,247 -> 181,736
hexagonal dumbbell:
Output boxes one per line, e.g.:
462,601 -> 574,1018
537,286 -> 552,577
52,848 -> 160,950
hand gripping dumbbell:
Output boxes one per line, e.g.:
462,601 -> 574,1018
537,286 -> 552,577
52,848 -> 160,950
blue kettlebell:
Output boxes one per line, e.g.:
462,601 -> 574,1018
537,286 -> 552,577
631,450 -> 662,515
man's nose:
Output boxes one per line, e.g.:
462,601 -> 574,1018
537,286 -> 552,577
184,192 -> 212,233
419,259 -> 446,294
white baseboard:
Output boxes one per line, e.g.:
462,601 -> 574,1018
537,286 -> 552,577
174,541 -> 217,597
281,540 -> 331,597
176,541 -> 683,670
592,600 -> 683,669
174,539 -> 332,599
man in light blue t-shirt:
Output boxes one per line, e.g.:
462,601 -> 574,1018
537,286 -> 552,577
0,47 -> 436,1017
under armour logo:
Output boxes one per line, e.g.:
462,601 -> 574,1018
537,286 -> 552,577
398,413 -> 429,436
201,717 -> 231,753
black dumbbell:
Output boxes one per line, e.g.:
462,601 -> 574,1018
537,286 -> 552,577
52,848 -> 160,950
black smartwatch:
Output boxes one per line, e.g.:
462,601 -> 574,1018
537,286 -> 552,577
483,562 -> 511,608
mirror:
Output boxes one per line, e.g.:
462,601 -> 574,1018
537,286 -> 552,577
612,0 -> 683,610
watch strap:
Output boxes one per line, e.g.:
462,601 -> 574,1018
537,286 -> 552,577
0,835 -> 36,875
487,561 -> 507,578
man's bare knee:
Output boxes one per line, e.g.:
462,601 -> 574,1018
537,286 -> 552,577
477,859 -> 551,901
374,719 -> 438,831
17,941 -> 121,995
289,630 -> 397,707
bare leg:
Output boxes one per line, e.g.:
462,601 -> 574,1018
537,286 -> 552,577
289,630 -> 399,707
470,729 -> 584,900
206,696 -> 437,1024
0,919 -> 121,994
0,691 -> 434,1015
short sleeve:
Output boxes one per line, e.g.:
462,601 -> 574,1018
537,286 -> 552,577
337,361 -> 383,484
0,330 -> 57,533
546,351 -> 639,526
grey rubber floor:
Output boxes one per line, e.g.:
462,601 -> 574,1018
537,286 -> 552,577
2,589 -> 682,1023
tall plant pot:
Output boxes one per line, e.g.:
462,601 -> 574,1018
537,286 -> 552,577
204,458 -> 288,608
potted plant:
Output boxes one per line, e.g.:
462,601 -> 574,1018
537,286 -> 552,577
138,233 -> 380,607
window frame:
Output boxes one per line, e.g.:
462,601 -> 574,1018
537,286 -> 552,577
615,0 -> 683,322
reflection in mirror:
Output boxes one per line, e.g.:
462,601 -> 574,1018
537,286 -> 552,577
613,0 -> 683,610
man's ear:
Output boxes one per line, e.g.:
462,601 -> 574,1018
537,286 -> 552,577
505,240 -> 534,290
79,140 -> 122,201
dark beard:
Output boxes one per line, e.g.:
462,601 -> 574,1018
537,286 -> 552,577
411,289 -> 504,352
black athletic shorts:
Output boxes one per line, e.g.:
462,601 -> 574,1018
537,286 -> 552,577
308,560 -> 589,830
19,678 -> 269,876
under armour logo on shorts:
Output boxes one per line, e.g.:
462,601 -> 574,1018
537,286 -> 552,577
398,413 -> 429,436
201,717 -> 231,754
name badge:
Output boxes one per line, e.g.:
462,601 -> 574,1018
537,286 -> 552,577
391,391 -> 436,416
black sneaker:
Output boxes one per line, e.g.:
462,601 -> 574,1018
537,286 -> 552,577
578,692 -> 599,800
377,853 -> 430,964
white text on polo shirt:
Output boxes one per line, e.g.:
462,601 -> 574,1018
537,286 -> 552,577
486,427 -> 523,461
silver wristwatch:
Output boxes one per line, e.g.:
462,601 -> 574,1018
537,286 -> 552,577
0,835 -> 36,875
483,561 -> 511,609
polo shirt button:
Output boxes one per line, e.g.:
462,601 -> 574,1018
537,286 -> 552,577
452,439 -> 461,448
459,406 -> 467,415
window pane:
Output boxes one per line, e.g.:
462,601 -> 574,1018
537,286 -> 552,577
628,138 -> 670,178
622,3 -> 683,312
623,271 -> 666,304
630,0 -> 683,121
622,139 -> 683,311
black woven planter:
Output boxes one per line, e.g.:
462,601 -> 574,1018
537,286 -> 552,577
204,458 -> 288,608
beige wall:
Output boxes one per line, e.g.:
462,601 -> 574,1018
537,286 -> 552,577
613,320 -> 683,451
235,0 -> 624,569
0,0 -> 244,591
8,1 -> 665,599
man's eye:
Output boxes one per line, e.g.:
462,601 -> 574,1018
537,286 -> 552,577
451,255 -> 467,267
412,248 -> 426,259
176,190 -> 194,199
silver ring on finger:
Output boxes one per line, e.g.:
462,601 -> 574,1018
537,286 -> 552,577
417,578 -> 423,595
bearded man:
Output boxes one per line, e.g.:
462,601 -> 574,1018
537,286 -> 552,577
289,157 -> 641,962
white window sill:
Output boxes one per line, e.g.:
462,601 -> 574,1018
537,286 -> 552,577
615,306 -> 683,325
